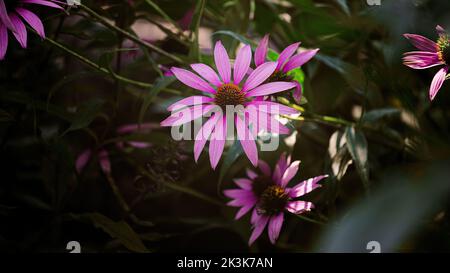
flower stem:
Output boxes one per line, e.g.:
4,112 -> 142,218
79,3 -> 183,64
292,213 -> 326,226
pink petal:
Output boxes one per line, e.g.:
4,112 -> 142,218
160,104 -> 215,127
249,215 -> 269,246
209,115 -> 226,169
233,44 -> 252,85
194,113 -> 221,162
214,41 -> 231,83
402,51 -> 442,69
98,149 -> 111,174
403,34 -> 437,52
268,213 -> 284,244
233,178 -> 253,190
286,201 -> 314,214
273,153 -> 289,184
9,13 -> 27,48
75,149 -> 92,174
277,42 -> 301,70
293,81 -> 302,103
223,189 -> 254,199
258,160 -> 271,176
248,100 -> 298,115
436,25 -> 446,36
127,141 -> 152,149
191,63 -> 222,87
236,115 -> 258,167
246,81 -> 297,97
0,23 -> 7,60
280,160 -> 300,187
254,34 -> 269,66
282,49 -> 319,73
242,62 -> 277,92
227,197 -> 257,207
250,208 -> 259,225
20,0 -> 63,9
235,203 -> 255,220
16,8 -> 45,39
246,169 -> 258,179
290,175 -> 328,198
171,67 -> 216,94
167,95 -> 213,111
0,0 -> 15,32
429,67 -> 448,101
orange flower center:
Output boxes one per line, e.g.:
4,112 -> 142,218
214,83 -> 246,110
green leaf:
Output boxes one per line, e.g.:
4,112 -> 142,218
212,30 -> 254,46
139,76 -> 176,124
64,99 -> 105,134
218,140 -> 244,185
72,213 -> 150,253
345,126 -> 370,191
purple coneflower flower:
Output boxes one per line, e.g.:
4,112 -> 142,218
254,35 -> 319,103
403,25 -> 450,101
160,41 -> 298,169
224,153 -> 328,245
0,0 -> 62,60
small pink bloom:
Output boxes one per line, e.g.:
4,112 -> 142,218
0,0 -> 63,60
403,25 -> 450,101
224,153 -> 328,245
254,34 -> 319,103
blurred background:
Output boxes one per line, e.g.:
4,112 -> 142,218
1,0 -> 450,253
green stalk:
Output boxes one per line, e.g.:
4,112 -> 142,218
79,4 -> 183,64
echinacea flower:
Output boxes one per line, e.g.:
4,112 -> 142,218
403,25 -> 450,101
254,35 -> 319,103
224,153 -> 328,245
160,41 -> 298,169
0,0 -> 62,60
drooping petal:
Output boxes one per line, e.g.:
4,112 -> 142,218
246,169 -> 258,180
286,201 -> 314,214
258,160 -> 271,176
276,42 -> 300,70
167,95 -> 213,111
171,67 -> 216,94
98,149 -> 111,174
20,0 -> 63,9
242,62 -> 277,92
282,49 -> 319,73
402,51 -> 442,69
236,115 -> 258,167
16,8 -> 45,39
436,25 -> 446,36
227,196 -> 257,207
248,100 -> 298,115
9,13 -> 27,48
233,178 -> 253,190
268,213 -> 284,244
429,67 -> 448,101
233,44 -> 252,85
0,23 -> 7,60
160,104 -> 215,127
194,113 -> 221,162
75,149 -> 92,174
248,215 -> 269,246
214,41 -> 231,83
289,175 -> 328,198
273,153 -> 288,184
403,34 -> 437,52
293,81 -> 302,103
254,34 -> 269,66
209,115 -> 226,169
235,203 -> 255,220
0,0 -> 15,32
280,160 -> 300,187
246,81 -> 297,97
191,63 -> 222,87
223,189 -> 255,199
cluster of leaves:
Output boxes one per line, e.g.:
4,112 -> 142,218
1,0 -> 450,253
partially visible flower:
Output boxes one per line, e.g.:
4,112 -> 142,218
403,25 -> 450,101
178,8 -> 193,31
0,0 -> 63,60
160,41 -> 298,169
224,153 -> 328,245
254,35 -> 319,103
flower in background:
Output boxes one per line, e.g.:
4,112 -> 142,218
254,35 -> 319,103
160,41 -> 298,169
224,153 -> 328,245
0,0 -> 63,60
403,25 -> 450,101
